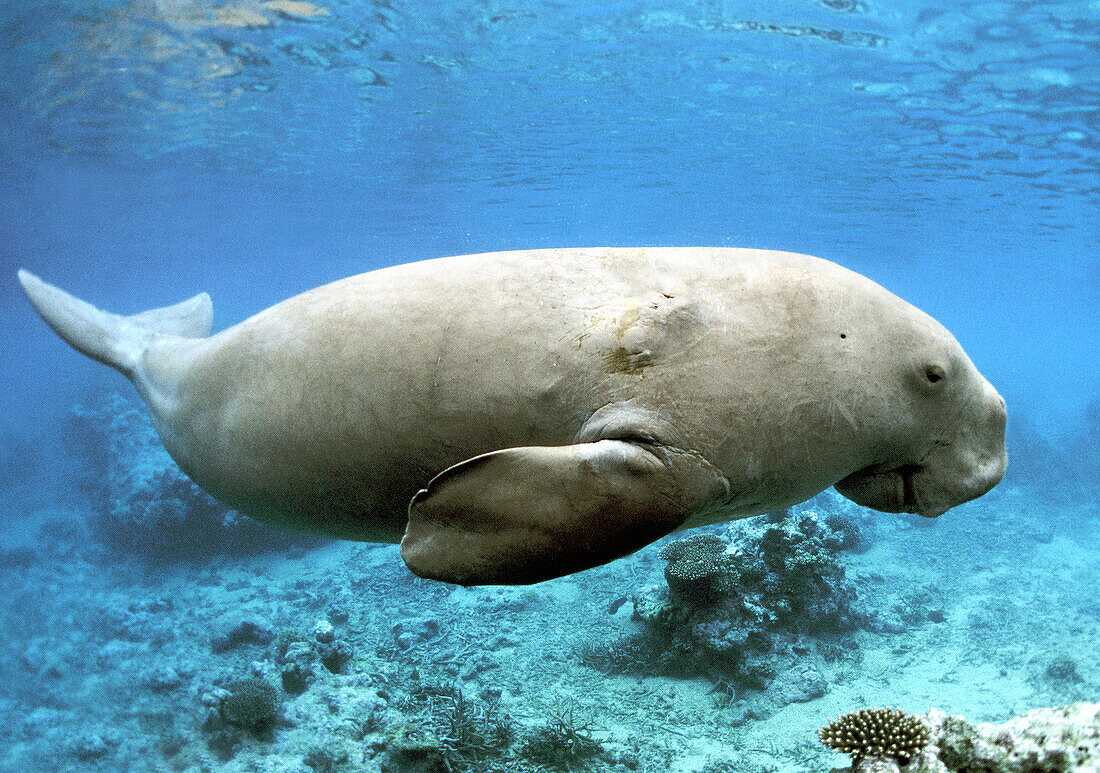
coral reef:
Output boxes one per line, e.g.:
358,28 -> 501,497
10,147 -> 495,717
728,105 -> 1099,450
519,699 -> 604,769
68,392 -> 319,562
611,504 -> 867,708
1044,654 -> 1084,685
381,676 -> 607,772
212,615 -> 276,653
659,533 -> 730,605
919,703 -> 1100,773
272,616 -> 356,697
379,724 -> 445,772
220,678 -> 281,733
520,721 -> 602,768
201,676 -> 283,759
418,684 -> 515,770
822,704 -> 1100,773
819,707 -> 931,770
7,483 -> 1100,773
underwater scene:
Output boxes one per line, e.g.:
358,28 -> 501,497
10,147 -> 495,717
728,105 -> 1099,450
1,0 -> 1098,771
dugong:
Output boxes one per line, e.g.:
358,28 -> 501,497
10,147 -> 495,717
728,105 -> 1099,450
18,248 -> 1007,585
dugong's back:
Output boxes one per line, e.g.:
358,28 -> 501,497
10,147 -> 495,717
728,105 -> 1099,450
155,249 -> 610,540
150,247 -> 762,541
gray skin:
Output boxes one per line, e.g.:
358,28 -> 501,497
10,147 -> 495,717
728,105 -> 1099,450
18,247 -> 1007,585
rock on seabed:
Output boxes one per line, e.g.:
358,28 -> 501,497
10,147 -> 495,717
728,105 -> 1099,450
915,703 -> 1100,773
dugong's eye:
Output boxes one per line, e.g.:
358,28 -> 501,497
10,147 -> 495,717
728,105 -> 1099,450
915,363 -> 948,395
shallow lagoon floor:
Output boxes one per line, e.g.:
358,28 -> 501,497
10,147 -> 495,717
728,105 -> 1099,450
1,476 -> 1096,773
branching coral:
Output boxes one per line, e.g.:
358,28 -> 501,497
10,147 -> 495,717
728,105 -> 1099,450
819,707 -> 931,770
520,699 -> 603,769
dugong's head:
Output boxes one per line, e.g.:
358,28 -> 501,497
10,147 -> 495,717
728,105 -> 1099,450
832,308 -> 1007,518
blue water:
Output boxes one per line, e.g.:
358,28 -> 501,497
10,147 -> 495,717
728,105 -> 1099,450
0,1 -> 1098,771
2,0 -> 1097,438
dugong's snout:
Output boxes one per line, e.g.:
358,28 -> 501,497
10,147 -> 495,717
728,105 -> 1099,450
920,378 -> 1008,514
836,378 -> 1008,518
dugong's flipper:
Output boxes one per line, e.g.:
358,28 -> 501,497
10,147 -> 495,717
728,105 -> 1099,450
401,439 -> 731,586
17,270 -> 212,376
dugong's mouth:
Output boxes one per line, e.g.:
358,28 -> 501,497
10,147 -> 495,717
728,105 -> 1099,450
834,465 -> 948,518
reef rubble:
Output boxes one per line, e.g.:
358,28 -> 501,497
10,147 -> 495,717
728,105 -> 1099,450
917,703 -> 1100,773
826,703 -> 1100,773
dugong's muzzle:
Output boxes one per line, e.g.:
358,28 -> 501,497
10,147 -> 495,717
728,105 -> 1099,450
835,382 -> 1008,518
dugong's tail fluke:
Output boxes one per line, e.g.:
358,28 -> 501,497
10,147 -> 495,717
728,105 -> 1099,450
17,269 -> 212,378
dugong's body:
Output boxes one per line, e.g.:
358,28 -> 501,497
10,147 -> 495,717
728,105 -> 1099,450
19,248 -> 1007,585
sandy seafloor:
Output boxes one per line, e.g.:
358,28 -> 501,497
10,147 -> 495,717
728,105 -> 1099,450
2,466 -> 1097,773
